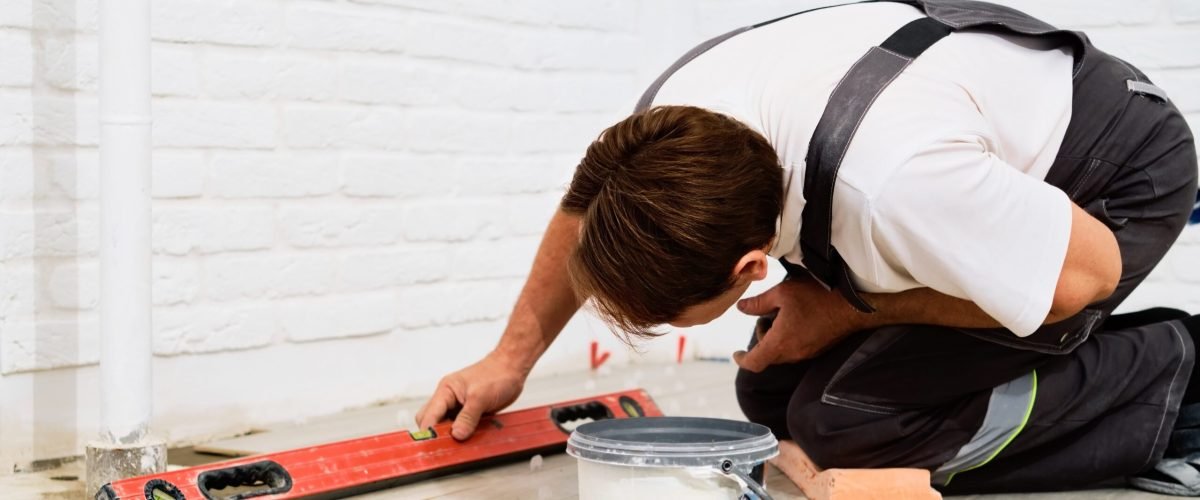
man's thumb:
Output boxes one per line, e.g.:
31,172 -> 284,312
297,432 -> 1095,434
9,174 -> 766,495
737,291 -> 775,316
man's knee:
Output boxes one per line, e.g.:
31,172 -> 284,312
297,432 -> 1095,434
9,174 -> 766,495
786,399 -> 853,469
785,398 -> 916,470
735,367 -> 793,438
733,368 -> 759,418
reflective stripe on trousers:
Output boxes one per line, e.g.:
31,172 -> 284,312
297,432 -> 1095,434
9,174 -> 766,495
933,371 -> 1038,485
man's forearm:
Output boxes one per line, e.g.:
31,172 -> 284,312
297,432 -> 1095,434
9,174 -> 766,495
492,209 -> 583,374
854,286 -> 1086,333
856,288 -> 1003,331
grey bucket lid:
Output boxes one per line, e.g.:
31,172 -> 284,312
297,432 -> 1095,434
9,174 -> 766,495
567,417 -> 779,468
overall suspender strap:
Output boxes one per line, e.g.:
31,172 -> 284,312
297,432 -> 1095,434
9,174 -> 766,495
798,16 -> 953,312
633,1 -> 866,113
633,26 -> 753,113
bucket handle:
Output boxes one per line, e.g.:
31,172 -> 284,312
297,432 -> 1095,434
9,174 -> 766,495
718,459 -> 773,500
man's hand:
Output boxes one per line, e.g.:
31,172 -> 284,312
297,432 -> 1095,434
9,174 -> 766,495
415,353 -> 528,440
733,276 -> 867,373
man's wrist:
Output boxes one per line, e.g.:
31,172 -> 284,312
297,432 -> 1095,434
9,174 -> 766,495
491,337 -> 542,376
853,292 -> 910,331
848,300 -> 887,331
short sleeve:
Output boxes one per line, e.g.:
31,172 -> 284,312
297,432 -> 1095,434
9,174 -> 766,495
866,141 -> 1072,336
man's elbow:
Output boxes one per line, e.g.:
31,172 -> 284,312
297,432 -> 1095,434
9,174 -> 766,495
1047,260 -> 1121,322
1048,203 -> 1124,323
1096,258 -> 1121,301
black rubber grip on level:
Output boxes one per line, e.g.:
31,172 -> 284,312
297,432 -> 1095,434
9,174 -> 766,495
197,460 -> 293,500
550,401 -> 614,434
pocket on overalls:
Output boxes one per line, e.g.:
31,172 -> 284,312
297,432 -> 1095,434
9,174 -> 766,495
1083,197 -> 1128,230
1062,158 -> 1122,208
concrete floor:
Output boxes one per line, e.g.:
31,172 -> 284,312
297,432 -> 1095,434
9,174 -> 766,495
0,361 -> 1180,499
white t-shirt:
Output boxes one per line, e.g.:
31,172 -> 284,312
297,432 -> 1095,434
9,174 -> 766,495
650,2 -> 1075,336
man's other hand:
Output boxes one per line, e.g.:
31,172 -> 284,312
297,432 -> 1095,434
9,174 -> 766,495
733,276 -> 865,373
415,353 -> 528,440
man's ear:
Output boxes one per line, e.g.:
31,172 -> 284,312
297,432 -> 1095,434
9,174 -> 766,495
733,249 -> 770,283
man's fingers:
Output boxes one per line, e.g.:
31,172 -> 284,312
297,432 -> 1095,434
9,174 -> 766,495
416,385 -> 456,429
737,287 -> 778,316
754,314 -> 776,342
733,347 -> 775,373
451,398 -> 486,440
733,334 -> 781,373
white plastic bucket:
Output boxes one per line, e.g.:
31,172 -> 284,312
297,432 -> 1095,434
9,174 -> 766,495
567,417 -> 779,500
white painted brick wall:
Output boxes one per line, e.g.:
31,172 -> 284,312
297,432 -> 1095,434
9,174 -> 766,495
279,292 -> 396,342
341,153 -> 455,198
153,207 -> 275,255
279,206 -> 405,247
207,152 -> 340,198
339,248 -> 449,291
154,303 -> 276,355
0,0 -> 1197,470
204,254 -> 335,302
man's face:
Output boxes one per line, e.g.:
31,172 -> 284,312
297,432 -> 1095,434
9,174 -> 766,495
668,278 -> 756,328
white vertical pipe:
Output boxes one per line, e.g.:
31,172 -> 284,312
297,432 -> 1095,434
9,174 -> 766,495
98,0 -> 152,444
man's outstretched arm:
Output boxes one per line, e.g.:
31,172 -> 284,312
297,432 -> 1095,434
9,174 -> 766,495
494,209 -> 585,372
416,209 -> 583,438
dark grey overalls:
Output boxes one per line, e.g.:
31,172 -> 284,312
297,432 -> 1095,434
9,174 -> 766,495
636,0 -> 1199,493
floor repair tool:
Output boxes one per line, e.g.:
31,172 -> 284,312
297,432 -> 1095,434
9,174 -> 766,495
98,389 -> 661,500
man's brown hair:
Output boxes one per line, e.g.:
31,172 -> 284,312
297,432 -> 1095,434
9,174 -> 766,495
561,105 -> 783,341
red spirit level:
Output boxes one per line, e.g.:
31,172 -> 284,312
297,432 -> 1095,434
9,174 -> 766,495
98,389 -> 660,499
